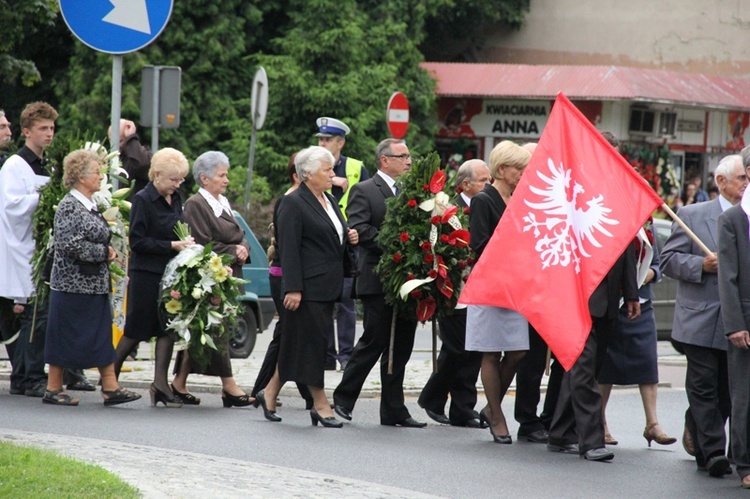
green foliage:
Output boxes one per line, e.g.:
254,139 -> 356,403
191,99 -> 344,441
376,153 -> 473,322
0,0 -> 59,86
0,441 -> 139,498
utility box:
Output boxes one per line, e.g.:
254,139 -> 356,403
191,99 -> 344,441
140,65 -> 181,129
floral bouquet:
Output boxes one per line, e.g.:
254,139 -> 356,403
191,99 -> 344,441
159,222 -> 246,369
375,152 -> 473,323
621,141 -> 679,215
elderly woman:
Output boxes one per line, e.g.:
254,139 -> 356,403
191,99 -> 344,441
43,149 -> 141,406
255,146 -> 358,427
169,151 -> 254,408
113,147 -> 194,408
466,140 -> 532,443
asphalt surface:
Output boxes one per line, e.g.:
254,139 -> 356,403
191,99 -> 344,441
0,323 -> 743,497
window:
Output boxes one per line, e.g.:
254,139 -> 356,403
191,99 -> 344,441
629,108 -> 655,134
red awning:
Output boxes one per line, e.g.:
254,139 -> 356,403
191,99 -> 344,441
421,62 -> 750,111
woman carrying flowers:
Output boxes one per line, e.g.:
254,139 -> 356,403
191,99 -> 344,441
169,151 -> 254,408
466,141 -> 532,444
113,148 -> 194,408
43,149 -> 140,407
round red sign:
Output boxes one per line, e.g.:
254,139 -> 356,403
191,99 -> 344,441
386,91 -> 409,139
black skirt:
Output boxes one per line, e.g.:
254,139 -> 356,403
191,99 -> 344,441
277,300 -> 334,387
123,269 -> 169,341
45,291 -> 117,369
598,301 -> 658,385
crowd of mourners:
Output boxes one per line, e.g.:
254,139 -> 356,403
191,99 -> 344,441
2,102 -> 750,487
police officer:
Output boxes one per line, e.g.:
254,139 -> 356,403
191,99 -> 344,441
316,117 -> 368,370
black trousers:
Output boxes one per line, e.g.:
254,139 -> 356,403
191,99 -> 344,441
418,309 -> 481,423
11,299 -> 48,389
250,275 -> 312,406
515,325 -> 564,433
682,343 -> 730,464
333,294 -> 417,424
549,317 -> 613,454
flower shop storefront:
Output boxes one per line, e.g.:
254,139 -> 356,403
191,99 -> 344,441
423,62 -> 750,208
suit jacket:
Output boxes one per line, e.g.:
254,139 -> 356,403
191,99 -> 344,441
660,198 -> 726,350
589,244 -> 638,319
277,182 -> 347,302
718,204 -> 750,336
183,193 -> 249,292
346,172 -> 393,296
469,184 -> 505,259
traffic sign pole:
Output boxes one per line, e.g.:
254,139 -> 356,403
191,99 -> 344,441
244,67 -> 269,219
151,67 -> 161,151
110,55 -> 123,189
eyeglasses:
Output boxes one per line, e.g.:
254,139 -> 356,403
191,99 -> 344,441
169,177 -> 185,185
385,154 -> 411,160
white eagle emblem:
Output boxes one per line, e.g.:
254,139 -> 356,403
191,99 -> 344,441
522,158 -> 618,272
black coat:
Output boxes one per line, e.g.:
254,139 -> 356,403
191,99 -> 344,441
277,182 -> 347,302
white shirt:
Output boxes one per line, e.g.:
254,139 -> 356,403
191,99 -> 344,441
377,171 -> 398,195
0,155 -> 50,302
322,195 -> 344,244
460,192 -> 472,207
70,188 -> 97,211
198,187 -> 233,217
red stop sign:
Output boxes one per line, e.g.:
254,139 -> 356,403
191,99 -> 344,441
386,91 -> 409,139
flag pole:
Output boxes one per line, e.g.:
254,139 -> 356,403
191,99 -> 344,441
661,203 -> 713,256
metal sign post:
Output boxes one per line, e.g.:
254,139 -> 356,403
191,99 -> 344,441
245,67 -> 269,219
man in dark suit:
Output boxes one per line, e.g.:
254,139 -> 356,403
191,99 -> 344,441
418,159 -> 489,427
717,154 -> 750,488
661,154 -> 748,477
333,138 -> 426,427
546,247 -> 639,461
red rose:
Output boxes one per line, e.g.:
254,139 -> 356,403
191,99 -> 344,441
440,234 -> 450,243
467,257 -> 475,265
424,254 -> 434,264
407,273 -> 415,280
400,232 -> 409,242
410,289 -> 422,300
393,253 -> 402,263
421,241 -> 432,252
458,260 -> 467,270
422,184 -> 430,191
430,216 -> 441,225
463,206 -> 470,215
408,199 -> 417,208
428,269 -> 437,279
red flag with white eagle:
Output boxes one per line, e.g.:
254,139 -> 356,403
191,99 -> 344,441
458,93 -> 663,370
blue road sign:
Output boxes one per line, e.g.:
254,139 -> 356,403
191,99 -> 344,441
59,0 -> 174,55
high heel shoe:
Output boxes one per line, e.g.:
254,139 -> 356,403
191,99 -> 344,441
604,431 -> 619,446
149,384 -> 183,408
256,390 -> 281,422
479,407 -> 490,427
310,408 -> 343,428
489,423 -> 512,444
171,384 -> 200,405
643,423 -> 676,447
222,390 -> 254,408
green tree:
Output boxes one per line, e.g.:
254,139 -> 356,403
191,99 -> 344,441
0,0 -> 59,86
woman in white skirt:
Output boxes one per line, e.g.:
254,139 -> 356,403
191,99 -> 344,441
466,141 -> 532,444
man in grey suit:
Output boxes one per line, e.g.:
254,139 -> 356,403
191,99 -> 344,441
718,152 -> 750,489
333,138 -> 427,427
661,154 -> 748,477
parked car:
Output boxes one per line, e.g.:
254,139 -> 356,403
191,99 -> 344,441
652,218 -> 677,341
231,211 -> 275,358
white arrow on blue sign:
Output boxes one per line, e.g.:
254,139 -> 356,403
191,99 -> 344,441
59,0 -> 174,55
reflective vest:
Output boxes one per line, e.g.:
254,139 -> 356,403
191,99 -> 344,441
338,157 -> 363,219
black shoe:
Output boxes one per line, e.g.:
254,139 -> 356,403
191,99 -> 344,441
221,391 -> 254,408
324,360 -> 337,371
148,384 -> 183,408
383,417 -> 427,428
452,418 -> 486,429
706,455 -> 730,477
518,429 -> 549,443
489,424 -> 512,444
256,390 -> 281,422
101,387 -> 142,406
9,385 -> 25,395
334,404 -> 352,421
25,384 -> 45,398
425,409 -> 450,425
547,442 -> 579,454
66,379 -> 96,392
310,408 -> 343,428
581,447 -> 614,461
170,384 -> 201,405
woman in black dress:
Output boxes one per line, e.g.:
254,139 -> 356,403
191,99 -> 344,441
254,146 -> 358,427
44,149 -> 140,406
113,147 -> 194,407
